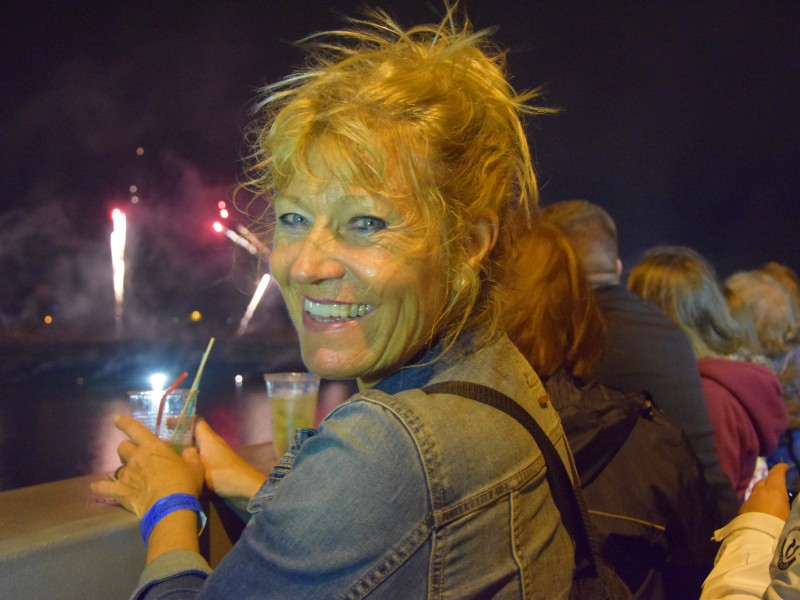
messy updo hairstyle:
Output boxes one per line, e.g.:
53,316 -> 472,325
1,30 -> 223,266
628,246 -> 742,358
241,2 -> 549,351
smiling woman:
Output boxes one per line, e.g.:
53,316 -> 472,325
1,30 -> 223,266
91,4 -> 577,598
270,171 -> 449,385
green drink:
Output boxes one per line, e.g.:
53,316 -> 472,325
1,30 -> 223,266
265,373 -> 320,457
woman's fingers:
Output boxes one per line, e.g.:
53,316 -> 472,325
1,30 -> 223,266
117,439 -> 138,464
764,462 -> 790,491
114,414 -> 159,445
194,418 -> 223,449
741,463 -> 791,520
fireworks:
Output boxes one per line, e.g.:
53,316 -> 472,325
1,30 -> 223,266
236,224 -> 270,256
237,274 -> 271,335
110,208 -> 126,335
213,221 -> 259,255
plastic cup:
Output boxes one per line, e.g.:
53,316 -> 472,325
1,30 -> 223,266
264,373 -> 320,457
127,389 -> 197,453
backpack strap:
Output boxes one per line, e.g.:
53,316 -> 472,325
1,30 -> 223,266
423,380 -> 608,587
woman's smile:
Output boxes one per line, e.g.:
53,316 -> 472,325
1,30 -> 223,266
303,298 -> 375,321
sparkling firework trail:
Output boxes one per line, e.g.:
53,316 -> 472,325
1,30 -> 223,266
214,222 -> 258,255
236,224 -> 270,256
237,274 -> 271,335
110,208 -> 126,335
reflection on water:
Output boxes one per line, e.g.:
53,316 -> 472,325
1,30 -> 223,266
0,338 -> 356,492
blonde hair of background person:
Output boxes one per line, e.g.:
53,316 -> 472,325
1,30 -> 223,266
504,218 -> 605,377
726,271 -> 798,358
762,262 -> 800,327
628,245 -> 788,500
241,3 -> 553,357
727,270 -> 800,432
628,246 -> 743,358
724,285 -> 769,360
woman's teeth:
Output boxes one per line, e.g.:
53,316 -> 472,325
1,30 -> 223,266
304,299 -> 374,321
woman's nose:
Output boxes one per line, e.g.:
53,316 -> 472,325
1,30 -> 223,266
289,228 -> 346,283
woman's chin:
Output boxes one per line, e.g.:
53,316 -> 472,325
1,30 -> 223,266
301,351 -> 367,382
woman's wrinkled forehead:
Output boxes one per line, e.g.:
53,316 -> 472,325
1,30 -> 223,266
281,143 -> 435,218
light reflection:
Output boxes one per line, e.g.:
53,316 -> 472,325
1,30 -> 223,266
150,373 -> 167,392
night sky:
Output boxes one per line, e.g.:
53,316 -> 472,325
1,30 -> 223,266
1,1 -> 799,337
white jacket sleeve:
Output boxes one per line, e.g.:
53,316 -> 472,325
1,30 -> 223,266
700,512 -> 785,599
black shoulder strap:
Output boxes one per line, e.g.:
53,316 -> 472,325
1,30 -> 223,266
423,380 -> 598,579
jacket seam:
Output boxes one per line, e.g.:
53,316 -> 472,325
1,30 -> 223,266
587,509 -> 667,531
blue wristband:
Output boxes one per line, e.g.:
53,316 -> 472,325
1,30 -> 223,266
140,493 -> 207,543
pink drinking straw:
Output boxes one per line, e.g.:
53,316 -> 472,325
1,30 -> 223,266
155,371 -> 189,431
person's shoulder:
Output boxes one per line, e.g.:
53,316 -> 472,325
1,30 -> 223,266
597,285 -> 674,322
594,286 -> 698,364
327,388 -> 427,424
699,356 -> 779,381
699,357 -> 784,411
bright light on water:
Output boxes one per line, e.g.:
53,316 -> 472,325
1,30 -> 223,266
150,373 -> 168,392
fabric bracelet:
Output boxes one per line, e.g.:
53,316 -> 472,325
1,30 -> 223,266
140,493 -> 207,543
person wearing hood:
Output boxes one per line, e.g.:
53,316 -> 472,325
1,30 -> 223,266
628,246 -> 788,501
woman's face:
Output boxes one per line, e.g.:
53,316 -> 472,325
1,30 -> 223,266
269,165 -> 449,387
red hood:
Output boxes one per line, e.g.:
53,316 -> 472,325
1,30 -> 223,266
699,357 -> 788,454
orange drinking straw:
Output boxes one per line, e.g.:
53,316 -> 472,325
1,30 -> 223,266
155,371 -> 189,432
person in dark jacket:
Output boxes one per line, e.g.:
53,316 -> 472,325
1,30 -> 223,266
504,219 -> 717,599
541,199 -> 739,523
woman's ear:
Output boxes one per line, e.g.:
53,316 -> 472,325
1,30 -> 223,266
465,210 -> 499,267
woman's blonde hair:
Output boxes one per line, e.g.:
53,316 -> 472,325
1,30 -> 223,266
628,246 -> 742,358
241,3 -> 549,351
723,285 -> 765,357
504,219 -> 605,377
725,270 -> 797,357
761,262 -> 800,328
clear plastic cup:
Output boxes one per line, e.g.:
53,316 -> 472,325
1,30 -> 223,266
127,389 -> 197,453
264,373 -> 320,457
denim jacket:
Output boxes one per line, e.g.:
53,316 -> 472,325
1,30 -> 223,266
132,333 -> 575,599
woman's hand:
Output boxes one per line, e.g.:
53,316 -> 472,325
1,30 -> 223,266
193,419 -> 267,501
91,415 -> 205,518
740,463 -> 791,521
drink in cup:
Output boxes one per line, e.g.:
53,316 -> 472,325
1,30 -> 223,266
264,373 -> 320,457
127,389 -> 198,453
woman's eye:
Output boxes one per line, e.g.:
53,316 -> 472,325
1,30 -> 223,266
349,216 -> 387,234
278,213 -> 309,228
